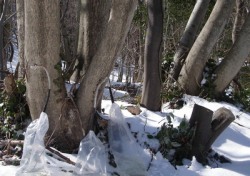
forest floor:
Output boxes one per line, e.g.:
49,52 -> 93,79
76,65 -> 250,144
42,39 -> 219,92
0,88 -> 250,176
1,53 -> 250,175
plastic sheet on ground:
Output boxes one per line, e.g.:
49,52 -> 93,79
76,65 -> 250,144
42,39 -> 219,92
16,112 -> 50,176
108,103 -> 147,176
74,130 -> 107,176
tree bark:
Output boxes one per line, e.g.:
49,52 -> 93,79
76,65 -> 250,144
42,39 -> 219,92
213,12 -> 250,96
189,104 -> 213,164
172,0 -> 211,81
189,104 -> 235,164
0,0 -> 8,80
70,0 -> 111,112
141,0 -> 163,111
24,0 -> 84,151
178,0 -> 234,95
59,0 -> 80,74
76,0 -> 138,135
208,108 -> 235,149
71,0 -> 111,82
25,0 -> 64,124
131,26 -> 141,83
137,32 -> 144,82
117,56 -> 124,82
232,0 -> 245,43
136,15 -> 145,83
16,0 -> 25,79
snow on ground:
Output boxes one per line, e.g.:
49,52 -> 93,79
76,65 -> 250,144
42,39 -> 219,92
1,92 -> 250,176
7,44 -> 18,73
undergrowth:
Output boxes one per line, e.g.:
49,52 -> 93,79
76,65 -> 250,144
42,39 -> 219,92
0,78 -> 30,139
202,60 -> 250,111
156,114 -> 195,166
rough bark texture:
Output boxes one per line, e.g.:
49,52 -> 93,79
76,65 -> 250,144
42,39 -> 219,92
76,0 -> 138,135
213,12 -> 250,96
141,0 -> 163,111
16,0 -> 25,78
189,104 -> 235,164
178,0 -> 234,95
172,0 -> 211,81
24,0 -> 83,151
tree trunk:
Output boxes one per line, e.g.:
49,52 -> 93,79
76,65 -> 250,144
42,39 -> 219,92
189,104 -> 235,164
24,0 -> 83,151
213,12 -> 250,96
76,0 -> 138,135
16,0 -> 25,79
118,56 -> 124,82
178,0 -> 234,95
134,51 -> 139,83
141,0 -> 163,111
70,0 -> 111,112
232,0 -> 245,43
71,0 -> 111,82
171,0 -> 211,81
136,15 -> 145,83
189,104 -> 213,164
59,0 -> 80,74
0,0 -> 8,80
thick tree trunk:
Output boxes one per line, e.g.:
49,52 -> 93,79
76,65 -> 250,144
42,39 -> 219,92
25,0 -> 64,124
141,0 -> 163,111
16,0 -> 25,79
24,0 -> 83,151
71,0 -> 111,112
71,0 -> 111,82
189,104 -> 235,164
178,0 -> 234,95
171,0 -> 211,81
76,0 -> 138,135
213,12 -> 250,96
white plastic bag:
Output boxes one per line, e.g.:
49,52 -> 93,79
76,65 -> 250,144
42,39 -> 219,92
74,130 -> 107,176
16,112 -> 50,176
108,103 -> 147,176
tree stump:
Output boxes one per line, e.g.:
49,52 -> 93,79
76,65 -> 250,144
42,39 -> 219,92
189,104 -> 235,164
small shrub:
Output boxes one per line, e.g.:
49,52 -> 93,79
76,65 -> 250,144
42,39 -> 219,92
161,80 -> 184,109
156,114 -> 195,166
200,59 -> 217,99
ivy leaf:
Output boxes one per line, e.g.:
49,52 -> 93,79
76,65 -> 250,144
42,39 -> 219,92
147,134 -> 154,139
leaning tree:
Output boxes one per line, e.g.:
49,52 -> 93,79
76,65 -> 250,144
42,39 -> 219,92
178,0 -> 235,95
